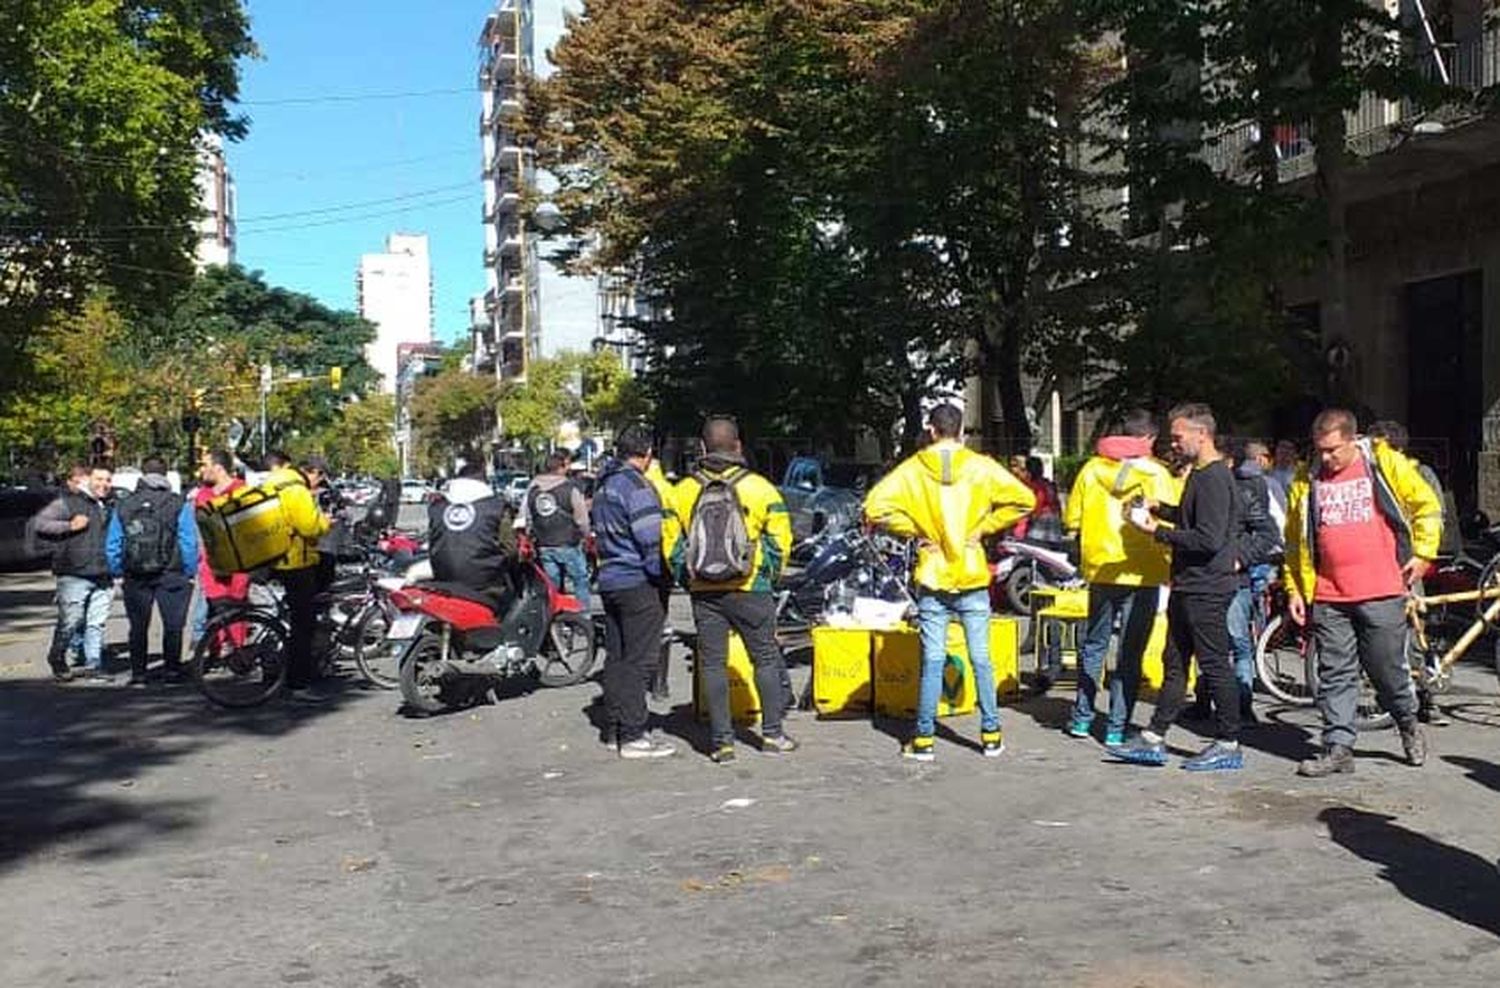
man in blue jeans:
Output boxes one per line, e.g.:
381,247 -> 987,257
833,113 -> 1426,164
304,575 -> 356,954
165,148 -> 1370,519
1062,410 -> 1178,746
864,403 -> 1035,761
1225,441 -> 1283,723
521,452 -> 592,608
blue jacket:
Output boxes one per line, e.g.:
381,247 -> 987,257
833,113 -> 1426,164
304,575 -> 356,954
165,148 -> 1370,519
590,458 -> 663,592
105,476 -> 198,579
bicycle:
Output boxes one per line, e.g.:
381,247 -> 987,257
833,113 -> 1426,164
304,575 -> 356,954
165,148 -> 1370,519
191,553 -> 405,707
1254,558 -> 1500,730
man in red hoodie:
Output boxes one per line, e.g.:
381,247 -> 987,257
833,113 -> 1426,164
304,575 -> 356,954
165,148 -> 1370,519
191,449 -> 251,647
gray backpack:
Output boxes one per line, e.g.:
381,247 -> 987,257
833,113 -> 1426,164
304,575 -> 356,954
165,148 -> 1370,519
686,468 -> 752,582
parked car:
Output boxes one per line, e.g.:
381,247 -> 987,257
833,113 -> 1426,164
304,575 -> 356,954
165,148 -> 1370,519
502,475 -> 531,509
400,479 -> 435,504
0,487 -> 59,571
779,457 -> 882,542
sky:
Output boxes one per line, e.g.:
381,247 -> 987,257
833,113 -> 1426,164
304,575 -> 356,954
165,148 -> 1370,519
231,0 -> 592,353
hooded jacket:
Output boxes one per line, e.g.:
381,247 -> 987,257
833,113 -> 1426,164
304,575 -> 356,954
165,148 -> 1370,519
1283,437 -> 1443,605
1063,447 -> 1177,587
264,465 -> 331,571
670,454 -> 792,594
428,476 -> 517,593
105,473 -> 198,579
863,440 -> 1035,593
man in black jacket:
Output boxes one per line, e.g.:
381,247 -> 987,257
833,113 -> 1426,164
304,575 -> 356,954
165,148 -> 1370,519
1113,403 -> 1245,771
428,460 -> 518,608
1227,442 -> 1283,722
33,464 -> 115,682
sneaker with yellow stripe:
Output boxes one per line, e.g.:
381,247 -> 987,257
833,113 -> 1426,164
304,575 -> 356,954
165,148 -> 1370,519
981,729 -> 1005,758
902,735 -> 935,762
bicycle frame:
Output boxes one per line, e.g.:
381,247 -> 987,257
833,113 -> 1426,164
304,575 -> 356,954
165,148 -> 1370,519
1408,584 -> 1500,679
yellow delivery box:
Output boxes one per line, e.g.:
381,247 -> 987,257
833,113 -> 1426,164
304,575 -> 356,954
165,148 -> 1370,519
692,632 -> 763,725
810,627 -> 873,718
871,617 -> 1020,718
195,483 -> 293,576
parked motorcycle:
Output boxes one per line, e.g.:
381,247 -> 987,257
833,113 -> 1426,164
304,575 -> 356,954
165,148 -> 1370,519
775,519 -> 911,633
387,560 -> 596,714
990,537 -> 1082,615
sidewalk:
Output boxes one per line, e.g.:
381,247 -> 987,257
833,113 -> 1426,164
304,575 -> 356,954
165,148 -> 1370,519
2,571 -> 1499,986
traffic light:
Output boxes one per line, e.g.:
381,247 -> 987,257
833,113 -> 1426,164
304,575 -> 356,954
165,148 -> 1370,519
330,366 -> 343,391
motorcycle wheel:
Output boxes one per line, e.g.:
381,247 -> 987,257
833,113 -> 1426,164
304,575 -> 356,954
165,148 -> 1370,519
537,612 -> 597,688
1004,565 -> 1035,615
399,630 -> 452,715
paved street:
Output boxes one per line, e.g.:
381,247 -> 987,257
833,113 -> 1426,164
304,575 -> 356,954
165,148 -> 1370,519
2,568 -> 1500,987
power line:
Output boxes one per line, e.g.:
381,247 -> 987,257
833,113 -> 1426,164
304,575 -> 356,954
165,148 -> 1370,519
240,86 -> 475,107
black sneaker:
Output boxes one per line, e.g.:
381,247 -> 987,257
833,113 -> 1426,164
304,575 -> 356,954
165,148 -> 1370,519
709,744 -> 736,764
51,665 -> 75,682
80,670 -> 113,684
1297,744 -> 1355,777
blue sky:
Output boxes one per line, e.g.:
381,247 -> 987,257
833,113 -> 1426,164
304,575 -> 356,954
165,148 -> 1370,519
232,0 -> 592,351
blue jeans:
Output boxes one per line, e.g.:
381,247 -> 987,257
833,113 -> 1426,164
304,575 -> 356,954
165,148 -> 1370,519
538,544 -> 591,608
49,575 -> 114,670
915,589 -> 999,737
1227,563 -> 1273,700
190,587 -> 209,645
1072,584 -> 1160,735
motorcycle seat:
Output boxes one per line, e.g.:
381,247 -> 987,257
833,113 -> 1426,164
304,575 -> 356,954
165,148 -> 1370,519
414,581 -> 509,614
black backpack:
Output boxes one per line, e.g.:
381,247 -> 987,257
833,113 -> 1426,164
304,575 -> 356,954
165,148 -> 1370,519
119,489 -> 184,576
685,468 -> 752,583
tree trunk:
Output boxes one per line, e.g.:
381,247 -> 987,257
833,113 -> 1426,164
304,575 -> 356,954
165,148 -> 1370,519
977,310 -> 1031,458
1311,8 -> 1349,374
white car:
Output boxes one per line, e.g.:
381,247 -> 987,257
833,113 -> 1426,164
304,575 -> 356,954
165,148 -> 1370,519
399,479 -> 434,504
502,475 -> 531,508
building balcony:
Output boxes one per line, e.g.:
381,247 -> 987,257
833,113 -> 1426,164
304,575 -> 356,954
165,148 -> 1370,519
1203,25 -> 1500,185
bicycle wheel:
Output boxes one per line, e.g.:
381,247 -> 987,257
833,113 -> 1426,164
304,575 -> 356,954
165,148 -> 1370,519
1255,613 -> 1317,706
350,602 -> 400,690
191,609 -> 289,708
1477,555 -> 1500,630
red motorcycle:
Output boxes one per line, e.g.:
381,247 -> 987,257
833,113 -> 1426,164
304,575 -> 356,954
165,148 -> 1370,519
388,559 -> 596,715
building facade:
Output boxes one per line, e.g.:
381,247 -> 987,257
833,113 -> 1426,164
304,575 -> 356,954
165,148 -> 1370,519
475,0 -> 541,382
194,133 -> 236,270
357,233 -> 435,394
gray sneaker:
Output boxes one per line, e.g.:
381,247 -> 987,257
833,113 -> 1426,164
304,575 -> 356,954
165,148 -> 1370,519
1298,744 -> 1355,777
1399,722 -> 1428,767
618,736 -> 677,760
760,733 -> 799,755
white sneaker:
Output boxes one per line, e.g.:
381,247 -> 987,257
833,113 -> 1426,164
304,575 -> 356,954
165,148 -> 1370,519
618,736 -> 677,760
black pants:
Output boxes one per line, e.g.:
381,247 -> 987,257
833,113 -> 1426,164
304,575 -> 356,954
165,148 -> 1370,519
123,572 -> 192,679
277,567 -> 321,689
691,591 -> 786,746
1148,591 -> 1240,741
602,583 -> 666,743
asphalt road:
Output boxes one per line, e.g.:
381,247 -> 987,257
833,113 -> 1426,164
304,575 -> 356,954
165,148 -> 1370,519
2,569 -> 1500,987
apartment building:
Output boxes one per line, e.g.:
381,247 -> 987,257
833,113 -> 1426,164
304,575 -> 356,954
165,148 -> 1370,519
194,133 -> 236,270
475,0 -> 542,382
358,233 -> 435,394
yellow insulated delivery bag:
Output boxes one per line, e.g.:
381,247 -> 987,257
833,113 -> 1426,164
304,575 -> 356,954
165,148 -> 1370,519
810,627 -> 873,718
196,482 -> 293,575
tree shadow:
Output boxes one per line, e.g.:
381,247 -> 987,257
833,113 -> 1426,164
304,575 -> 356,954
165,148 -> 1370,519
1319,806 -> 1500,938
0,677 -> 357,873
1443,755 -> 1500,794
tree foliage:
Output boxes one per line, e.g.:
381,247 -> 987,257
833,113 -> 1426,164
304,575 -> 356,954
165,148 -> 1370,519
0,1 -> 255,352
410,364 -> 502,474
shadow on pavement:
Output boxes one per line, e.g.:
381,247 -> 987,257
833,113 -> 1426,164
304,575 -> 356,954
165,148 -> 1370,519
0,677 -> 357,874
1443,754 -> 1500,794
1319,806 -> 1500,938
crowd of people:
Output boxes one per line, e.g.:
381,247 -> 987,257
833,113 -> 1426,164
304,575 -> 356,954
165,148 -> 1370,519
34,451 -> 335,701
32,398 -> 1454,775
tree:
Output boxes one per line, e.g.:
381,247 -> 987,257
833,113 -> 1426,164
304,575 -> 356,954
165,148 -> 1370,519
0,1 -> 255,351
307,393 -> 398,477
410,365 -> 502,473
